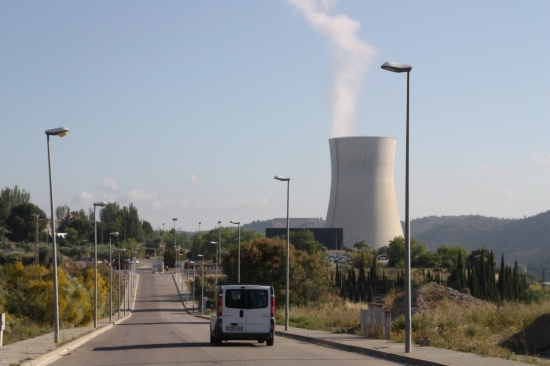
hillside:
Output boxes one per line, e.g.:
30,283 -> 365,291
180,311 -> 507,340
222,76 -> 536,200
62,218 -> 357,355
412,210 -> 550,270
243,218 -> 325,234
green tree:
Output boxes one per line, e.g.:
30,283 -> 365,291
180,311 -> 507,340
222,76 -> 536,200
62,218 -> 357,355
1,185 -> 31,215
164,246 -> 176,267
221,237 -> 331,306
142,220 -> 153,235
436,244 -> 469,268
387,236 -> 426,267
289,229 -> 325,254
66,228 -> 79,244
5,202 -> 47,243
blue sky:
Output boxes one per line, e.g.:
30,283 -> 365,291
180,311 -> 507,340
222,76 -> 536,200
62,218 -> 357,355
1,0 -> 549,231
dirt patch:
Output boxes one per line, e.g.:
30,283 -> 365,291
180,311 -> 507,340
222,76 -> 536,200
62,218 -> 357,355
501,313 -> 550,356
392,282 -> 494,317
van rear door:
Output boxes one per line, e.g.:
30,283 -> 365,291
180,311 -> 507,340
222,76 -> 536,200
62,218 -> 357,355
222,288 -> 247,333
245,287 -> 270,334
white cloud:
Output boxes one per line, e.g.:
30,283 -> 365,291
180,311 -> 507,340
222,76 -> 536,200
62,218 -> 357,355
415,201 -> 433,208
476,164 -> 515,175
222,196 -> 270,210
521,151 -> 550,167
73,191 -> 92,205
189,174 -> 201,185
98,178 -> 119,191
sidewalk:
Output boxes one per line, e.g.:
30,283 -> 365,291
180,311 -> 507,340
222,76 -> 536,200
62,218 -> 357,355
171,275 -> 534,366
0,273 -> 139,366
172,272 -> 198,313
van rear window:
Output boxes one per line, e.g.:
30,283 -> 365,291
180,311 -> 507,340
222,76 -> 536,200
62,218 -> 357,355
224,289 -> 268,309
225,290 -> 246,309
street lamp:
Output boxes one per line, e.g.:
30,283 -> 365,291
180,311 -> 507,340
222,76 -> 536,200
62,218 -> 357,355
45,126 -> 69,343
173,218 -> 177,274
274,175 -> 290,331
210,242 -> 218,284
229,221 -> 241,283
197,254 -> 204,315
217,221 -> 222,273
199,222 -> 202,242
93,201 -> 107,328
381,60 -> 413,353
109,232 -> 119,322
190,261 -> 196,312
115,248 -> 126,318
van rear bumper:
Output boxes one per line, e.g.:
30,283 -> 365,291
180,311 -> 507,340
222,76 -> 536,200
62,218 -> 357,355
218,332 -> 273,340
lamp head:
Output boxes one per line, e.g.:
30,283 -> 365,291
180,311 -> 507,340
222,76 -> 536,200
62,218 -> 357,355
230,220 -> 240,225
218,221 -> 221,224
210,241 -> 218,245
173,218 -> 177,221
94,201 -> 107,208
199,222 -> 201,224
381,61 -> 412,73
110,232 -> 119,237
274,175 -> 290,181
45,127 -> 69,137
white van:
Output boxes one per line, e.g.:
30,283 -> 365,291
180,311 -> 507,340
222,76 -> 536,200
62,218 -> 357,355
208,284 -> 275,346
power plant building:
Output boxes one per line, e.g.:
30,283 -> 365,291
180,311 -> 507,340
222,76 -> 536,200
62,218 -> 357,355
325,136 -> 403,249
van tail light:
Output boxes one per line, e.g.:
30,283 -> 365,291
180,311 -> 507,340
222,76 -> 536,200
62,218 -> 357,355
218,296 -> 223,316
271,296 -> 275,317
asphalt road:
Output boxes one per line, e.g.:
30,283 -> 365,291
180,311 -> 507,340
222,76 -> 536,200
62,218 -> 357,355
49,264 -> 402,366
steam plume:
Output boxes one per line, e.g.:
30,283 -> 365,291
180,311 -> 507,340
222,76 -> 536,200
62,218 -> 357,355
287,0 -> 376,137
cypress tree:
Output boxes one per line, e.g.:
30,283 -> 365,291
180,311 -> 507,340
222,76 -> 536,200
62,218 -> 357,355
513,261 -> 520,301
498,254 -> 505,299
367,285 -> 374,303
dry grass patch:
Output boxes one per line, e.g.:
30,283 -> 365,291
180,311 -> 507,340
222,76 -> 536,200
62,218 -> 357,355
275,296 -> 362,332
390,300 -> 550,365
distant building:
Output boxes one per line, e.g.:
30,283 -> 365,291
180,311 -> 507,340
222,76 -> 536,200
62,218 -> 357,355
265,228 -> 343,251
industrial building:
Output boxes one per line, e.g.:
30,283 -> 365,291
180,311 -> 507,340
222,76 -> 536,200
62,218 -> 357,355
324,136 -> 403,249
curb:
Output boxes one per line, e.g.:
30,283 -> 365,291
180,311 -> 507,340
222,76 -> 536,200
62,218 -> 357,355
19,272 -> 139,366
274,331 -> 447,366
19,316 -> 131,366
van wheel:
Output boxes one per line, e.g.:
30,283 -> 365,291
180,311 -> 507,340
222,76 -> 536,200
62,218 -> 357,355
210,334 -> 215,344
266,338 -> 274,346
215,335 -> 222,346
258,339 -> 265,344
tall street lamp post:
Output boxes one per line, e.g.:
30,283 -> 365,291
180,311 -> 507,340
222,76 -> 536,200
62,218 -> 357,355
274,175 -> 290,331
45,126 -> 69,343
217,221 -> 221,272
199,222 -> 202,242
93,202 -> 107,328
191,261 -> 196,312
210,242 -> 218,284
381,61 -> 413,353
197,254 -> 204,315
229,221 -> 241,283
115,248 -> 126,318
109,232 -> 119,321
173,218 -> 177,274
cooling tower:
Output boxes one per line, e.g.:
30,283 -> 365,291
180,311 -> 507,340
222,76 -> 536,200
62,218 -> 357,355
325,136 -> 403,249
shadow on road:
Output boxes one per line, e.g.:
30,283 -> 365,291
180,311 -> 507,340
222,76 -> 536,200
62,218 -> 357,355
118,321 -> 210,326
93,342 -> 213,351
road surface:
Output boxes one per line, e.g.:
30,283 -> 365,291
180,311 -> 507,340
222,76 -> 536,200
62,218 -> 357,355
49,263 -> 402,366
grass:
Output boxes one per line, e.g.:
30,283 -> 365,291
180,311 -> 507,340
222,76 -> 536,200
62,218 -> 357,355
275,295 -> 362,332
390,299 -> 550,365
3,317 -> 53,346
274,291 -> 550,365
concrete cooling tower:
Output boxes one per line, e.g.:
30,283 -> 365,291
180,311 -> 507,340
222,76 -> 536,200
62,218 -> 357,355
325,136 -> 403,249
